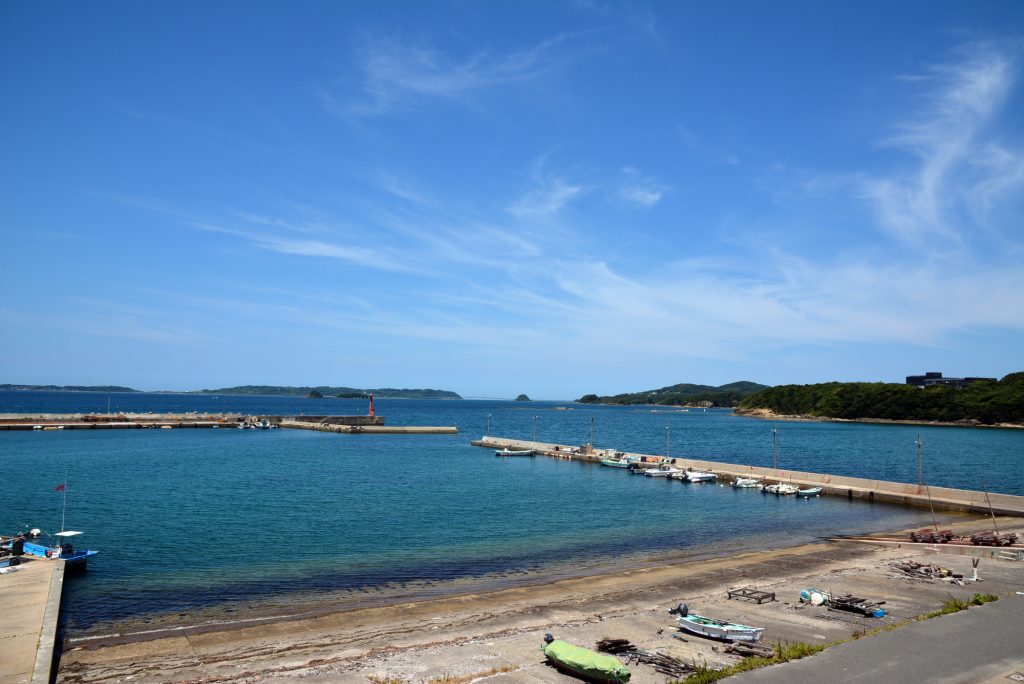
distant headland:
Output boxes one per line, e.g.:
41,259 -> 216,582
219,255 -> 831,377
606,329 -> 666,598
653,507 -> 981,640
1,384 -> 462,400
578,381 -> 768,408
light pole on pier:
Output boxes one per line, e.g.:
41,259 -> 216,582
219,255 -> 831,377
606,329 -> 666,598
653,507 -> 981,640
771,426 -> 778,470
916,433 -> 923,493
666,422 -> 671,458
487,414 -> 492,435
533,415 -> 538,442
590,415 -> 595,446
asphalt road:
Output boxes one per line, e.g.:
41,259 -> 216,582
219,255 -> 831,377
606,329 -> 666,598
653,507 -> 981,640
730,593 -> 1024,683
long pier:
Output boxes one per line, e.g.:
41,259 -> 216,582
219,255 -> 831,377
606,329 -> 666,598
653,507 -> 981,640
0,558 -> 64,684
473,437 -> 1024,517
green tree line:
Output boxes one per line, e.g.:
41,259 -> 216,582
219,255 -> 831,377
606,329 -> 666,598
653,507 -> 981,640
739,373 -> 1024,424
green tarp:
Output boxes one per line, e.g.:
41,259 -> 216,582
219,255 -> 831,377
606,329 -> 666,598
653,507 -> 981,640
542,639 -> 630,683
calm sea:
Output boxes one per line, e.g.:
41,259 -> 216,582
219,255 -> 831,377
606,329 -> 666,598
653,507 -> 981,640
1,391 -> 1021,640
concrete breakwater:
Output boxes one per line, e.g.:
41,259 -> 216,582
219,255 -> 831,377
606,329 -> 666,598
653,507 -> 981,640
0,414 -> 457,434
473,436 -> 1024,517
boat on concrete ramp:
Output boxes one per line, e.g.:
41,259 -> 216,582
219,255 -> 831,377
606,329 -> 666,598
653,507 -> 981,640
541,633 -> 630,683
668,603 -> 764,643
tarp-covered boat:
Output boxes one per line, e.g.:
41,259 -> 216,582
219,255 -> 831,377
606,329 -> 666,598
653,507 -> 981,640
542,634 -> 630,683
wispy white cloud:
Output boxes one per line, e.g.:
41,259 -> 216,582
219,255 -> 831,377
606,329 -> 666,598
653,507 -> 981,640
331,31 -> 594,117
862,43 -> 1023,247
508,155 -> 586,217
616,167 -> 666,208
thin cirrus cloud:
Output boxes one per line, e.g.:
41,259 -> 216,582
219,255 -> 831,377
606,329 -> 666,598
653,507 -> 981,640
616,167 -> 666,208
862,43 -> 1022,248
328,30 -> 595,117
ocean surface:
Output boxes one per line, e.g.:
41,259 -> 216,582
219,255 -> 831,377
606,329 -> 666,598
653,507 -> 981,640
1,390 -> 1022,641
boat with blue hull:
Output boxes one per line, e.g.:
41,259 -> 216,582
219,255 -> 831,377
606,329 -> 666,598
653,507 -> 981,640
22,531 -> 98,566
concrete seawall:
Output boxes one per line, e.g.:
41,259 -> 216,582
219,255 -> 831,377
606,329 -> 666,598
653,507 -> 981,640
474,437 -> 1024,517
279,420 -> 457,434
0,414 -> 457,434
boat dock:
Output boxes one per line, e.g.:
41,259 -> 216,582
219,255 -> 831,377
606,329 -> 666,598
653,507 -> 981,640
472,437 -> 1024,517
0,558 -> 64,684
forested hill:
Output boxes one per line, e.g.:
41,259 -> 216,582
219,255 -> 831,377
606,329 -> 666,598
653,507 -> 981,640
738,373 -> 1024,425
0,384 -> 139,393
196,385 -> 462,399
578,381 -> 768,407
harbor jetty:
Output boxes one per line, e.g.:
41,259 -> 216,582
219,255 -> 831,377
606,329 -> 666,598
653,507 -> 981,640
0,557 -> 64,684
0,414 -> 457,434
472,437 -> 1024,517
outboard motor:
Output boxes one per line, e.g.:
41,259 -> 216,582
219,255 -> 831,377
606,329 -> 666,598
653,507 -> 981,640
668,603 -> 689,617
544,632 -> 555,644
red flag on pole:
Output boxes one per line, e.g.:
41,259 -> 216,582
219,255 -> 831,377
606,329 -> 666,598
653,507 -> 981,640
54,483 -> 65,492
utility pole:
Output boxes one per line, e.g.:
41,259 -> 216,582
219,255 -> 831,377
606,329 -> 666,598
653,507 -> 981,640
533,415 -> 538,442
487,414 -> 491,435
916,434 -> 923,493
590,415 -> 595,446
771,427 -> 778,470
666,423 -> 671,458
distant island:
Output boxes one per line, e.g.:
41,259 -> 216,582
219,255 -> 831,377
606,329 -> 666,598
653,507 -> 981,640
515,394 -> 531,401
0,384 -> 139,393
738,373 -> 1024,426
197,385 -> 462,400
578,381 -> 768,407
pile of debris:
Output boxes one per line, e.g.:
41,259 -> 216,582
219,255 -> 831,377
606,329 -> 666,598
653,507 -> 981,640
595,639 -> 693,679
890,559 -> 963,583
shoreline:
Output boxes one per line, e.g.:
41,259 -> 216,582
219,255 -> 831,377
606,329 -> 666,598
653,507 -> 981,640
732,407 -> 1024,430
56,515 -> 1023,683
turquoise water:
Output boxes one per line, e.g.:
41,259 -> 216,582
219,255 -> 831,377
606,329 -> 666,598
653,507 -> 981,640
1,392 -> 1022,638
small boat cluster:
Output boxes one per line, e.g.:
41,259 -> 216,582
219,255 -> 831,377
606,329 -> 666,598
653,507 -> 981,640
238,418 -> 278,430
594,451 -> 825,496
735,478 -> 823,497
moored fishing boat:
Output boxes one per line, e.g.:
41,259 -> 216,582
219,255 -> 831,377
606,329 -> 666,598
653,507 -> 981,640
601,458 -> 630,468
795,486 -> 823,497
761,483 -> 798,495
495,448 -> 535,457
644,464 -> 681,478
541,633 -> 630,683
732,477 -> 761,488
21,531 -> 98,567
668,604 -> 764,642
682,469 -> 717,483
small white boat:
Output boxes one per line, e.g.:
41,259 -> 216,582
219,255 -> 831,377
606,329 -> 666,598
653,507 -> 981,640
762,483 -> 799,495
495,448 -> 535,457
669,604 -> 764,642
795,487 -> 823,497
644,464 -> 681,478
732,477 -> 761,488
683,470 -> 717,483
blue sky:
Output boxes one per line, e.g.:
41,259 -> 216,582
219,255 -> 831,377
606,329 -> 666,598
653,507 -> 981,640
2,1 -> 1023,398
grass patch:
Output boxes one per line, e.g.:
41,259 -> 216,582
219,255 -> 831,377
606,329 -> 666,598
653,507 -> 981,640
924,592 -> 998,619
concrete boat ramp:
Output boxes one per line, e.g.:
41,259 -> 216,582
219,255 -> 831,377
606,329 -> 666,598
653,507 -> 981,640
0,558 -> 64,684
473,436 -> 1024,518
